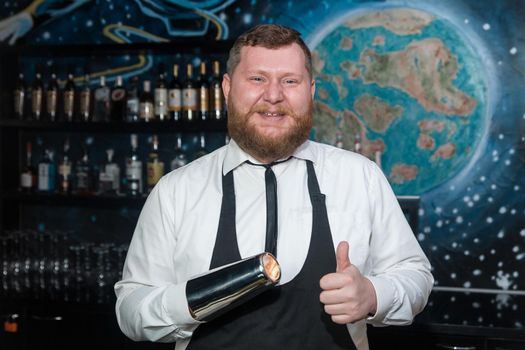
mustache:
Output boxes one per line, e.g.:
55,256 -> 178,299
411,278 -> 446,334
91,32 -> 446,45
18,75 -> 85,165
249,105 -> 294,116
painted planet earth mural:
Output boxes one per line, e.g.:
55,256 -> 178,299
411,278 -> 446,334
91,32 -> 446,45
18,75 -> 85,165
310,7 -> 488,195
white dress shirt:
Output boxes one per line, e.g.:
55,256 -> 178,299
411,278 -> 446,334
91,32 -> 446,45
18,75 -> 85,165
114,139 -> 433,350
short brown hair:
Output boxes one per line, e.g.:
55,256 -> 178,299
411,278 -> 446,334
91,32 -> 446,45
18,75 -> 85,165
226,24 -> 312,77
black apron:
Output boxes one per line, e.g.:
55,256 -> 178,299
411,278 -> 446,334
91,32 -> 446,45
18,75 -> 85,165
187,160 -> 356,349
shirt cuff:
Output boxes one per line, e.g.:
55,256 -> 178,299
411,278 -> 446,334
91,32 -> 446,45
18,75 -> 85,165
365,276 -> 396,322
164,282 -> 202,326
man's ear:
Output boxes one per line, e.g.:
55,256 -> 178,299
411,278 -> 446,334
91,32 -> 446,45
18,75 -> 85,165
222,73 -> 231,104
311,79 -> 316,99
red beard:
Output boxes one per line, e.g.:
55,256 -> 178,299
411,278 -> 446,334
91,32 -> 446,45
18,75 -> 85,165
227,100 -> 312,162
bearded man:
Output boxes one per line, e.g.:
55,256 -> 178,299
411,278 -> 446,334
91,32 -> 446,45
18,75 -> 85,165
115,24 -> 433,350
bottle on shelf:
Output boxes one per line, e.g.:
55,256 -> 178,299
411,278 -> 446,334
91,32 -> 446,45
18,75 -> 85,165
139,80 -> 154,122
46,65 -> 59,122
79,66 -> 92,122
37,148 -> 56,192
168,63 -> 182,121
14,72 -> 27,120
182,63 -> 197,122
154,63 -> 168,121
170,134 -> 188,171
98,149 -> 120,195
110,75 -> 127,122
20,141 -> 36,192
198,61 -> 210,121
74,144 -> 94,194
335,130 -> 344,149
62,65 -> 76,122
93,75 -> 110,122
126,76 -> 140,122
194,133 -> 209,160
353,133 -> 361,154
57,137 -> 73,194
374,150 -> 382,170
125,134 -> 143,196
31,64 -> 44,121
210,60 -> 225,120
146,134 -> 165,192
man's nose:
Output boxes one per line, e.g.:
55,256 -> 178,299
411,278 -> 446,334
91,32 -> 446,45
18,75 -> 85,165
263,80 -> 284,104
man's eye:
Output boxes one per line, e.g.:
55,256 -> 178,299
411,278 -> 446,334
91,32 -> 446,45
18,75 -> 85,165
284,79 -> 298,84
250,77 -> 264,82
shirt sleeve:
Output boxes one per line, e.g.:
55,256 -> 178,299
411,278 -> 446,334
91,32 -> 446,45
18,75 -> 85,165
364,162 -> 434,326
114,175 -> 201,342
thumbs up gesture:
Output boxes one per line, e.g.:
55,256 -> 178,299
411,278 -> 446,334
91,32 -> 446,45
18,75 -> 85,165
319,241 -> 377,324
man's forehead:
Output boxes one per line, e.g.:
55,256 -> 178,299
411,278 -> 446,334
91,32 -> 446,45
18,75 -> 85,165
238,44 -> 307,69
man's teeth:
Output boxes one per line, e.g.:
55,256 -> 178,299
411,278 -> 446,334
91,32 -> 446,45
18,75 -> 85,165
262,112 -> 283,117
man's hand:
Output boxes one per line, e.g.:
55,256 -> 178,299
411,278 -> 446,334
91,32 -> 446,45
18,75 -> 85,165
319,241 -> 377,324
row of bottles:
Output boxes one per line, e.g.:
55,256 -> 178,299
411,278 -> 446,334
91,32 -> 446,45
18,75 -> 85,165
13,61 -> 226,123
20,133 -> 221,196
334,130 -> 383,169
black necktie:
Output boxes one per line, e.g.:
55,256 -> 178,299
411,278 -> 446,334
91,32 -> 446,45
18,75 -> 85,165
246,157 -> 291,257
264,165 -> 278,256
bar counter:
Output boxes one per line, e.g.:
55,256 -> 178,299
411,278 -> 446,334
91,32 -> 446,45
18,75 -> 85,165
2,281 -> 525,350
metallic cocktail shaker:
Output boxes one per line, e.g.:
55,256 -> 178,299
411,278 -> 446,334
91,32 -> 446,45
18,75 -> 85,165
186,252 -> 281,322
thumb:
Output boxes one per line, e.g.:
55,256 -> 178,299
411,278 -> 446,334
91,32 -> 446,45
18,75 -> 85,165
336,241 -> 351,273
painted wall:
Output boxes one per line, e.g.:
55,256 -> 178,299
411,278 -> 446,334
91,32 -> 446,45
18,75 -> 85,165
1,1 -> 524,297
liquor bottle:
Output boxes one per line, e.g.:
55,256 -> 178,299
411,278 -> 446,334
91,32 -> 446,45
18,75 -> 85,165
353,133 -> 361,154
46,66 -> 59,121
110,75 -> 127,121
170,134 -> 188,171
93,75 -> 110,122
210,60 -> 225,120
168,63 -> 182,121
20,141 -> 36,192
37,148 -> 56,192
198,61 -> 209,121
79,66 -> 92,122
31,65 -> 44,121
139,80 -> 154,122
335,131 -> 344,149
182,63 -> 197,122
14,72 -> 27,120
74,145 -> 94,194
154,63 -> 168,121
126,76 -> 140,122
146,134 -> 165,192
63,66 -> 76,121
57,137 -> 73,194
374,151 -> 382,170
98,149 -> 120,195
194,134 -> 209,160
125,134 -> 143,196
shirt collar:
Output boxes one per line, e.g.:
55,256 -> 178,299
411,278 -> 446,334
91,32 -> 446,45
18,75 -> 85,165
223,139 -> 317,175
